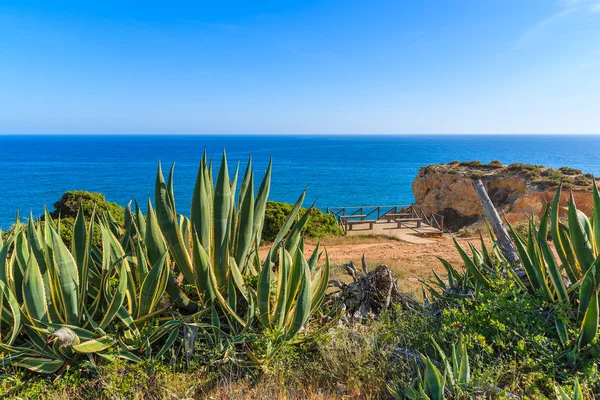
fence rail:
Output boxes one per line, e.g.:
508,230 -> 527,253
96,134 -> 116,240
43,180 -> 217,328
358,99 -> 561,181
327,204 -> 445,234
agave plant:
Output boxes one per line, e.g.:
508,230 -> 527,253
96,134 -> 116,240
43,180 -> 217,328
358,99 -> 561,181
388,339 -> 471,400
0,208 -> 187,372
427,180 -> 600,354
422,225 -> 502,302
136,151 -> 331,343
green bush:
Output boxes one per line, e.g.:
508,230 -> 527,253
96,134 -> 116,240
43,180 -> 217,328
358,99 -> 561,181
50,191 -> 125,244
51,190 -> 124,222
459,160 -> 482,167
559,166 -> 582,176
262,201 -> 342,243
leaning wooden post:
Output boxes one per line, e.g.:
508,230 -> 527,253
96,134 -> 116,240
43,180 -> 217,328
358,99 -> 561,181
473,179 -> 521,265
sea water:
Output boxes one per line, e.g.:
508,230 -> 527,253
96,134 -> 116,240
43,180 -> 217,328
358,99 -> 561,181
1,134 -> 600,228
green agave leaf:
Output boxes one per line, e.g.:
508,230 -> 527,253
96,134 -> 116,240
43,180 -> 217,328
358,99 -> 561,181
116,307 -> 140,336
134,199 -> 146,239
272,190 -> 306,258
238,156 -> 253,214
134,237 -> 149,285
453,238 -> 489,288
578,261 -> 598,324
285,252 -> 312,339
578,291 -> 599,349
573,378 -> 584,400
155,323 -> 181,359
273,247 -> 291,327
213,151 -> 232,289
568,193 -> 595,272
72,206 -> 87,277
431,339 -> 453,388
192,233 -> 215,304
555,317 -> 569,347
507,223 -> 546,296
155,163 -> 196,286
257,249 -> 273,327
22,247 -> 48,324
138,250 -> 169,319
437,257 -> 461,287
307,242 -> 321,273
206,249 -> 246,327
235,169 -> 255,270
72,336 -> 115,353
538,212 -> 568,302
593,179 -> 600,255
422,355 -> 445,400
550,184 -> 575,275
10,357 -> 64,374
284,248 -> 306,320
50,225 -> 79,325
229,256 -> 248,300
285,203 -> 314,257
0,280 -> 21,345
99,260 -> 128,329
560,226 -> 581,282
252,158 -> 272,245
310,250 -> 330,312
79,207 -> 96,318
457,341 -> 470,386
191,158 -> 212,252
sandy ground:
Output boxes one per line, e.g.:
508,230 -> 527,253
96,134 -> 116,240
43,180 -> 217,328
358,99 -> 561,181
260,234 -> 485,297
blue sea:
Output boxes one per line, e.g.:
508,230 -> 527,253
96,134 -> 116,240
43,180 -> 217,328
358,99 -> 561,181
1,134 -> 600,229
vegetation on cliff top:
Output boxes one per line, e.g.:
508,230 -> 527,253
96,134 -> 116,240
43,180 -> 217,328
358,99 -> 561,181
421,160 -> 596,190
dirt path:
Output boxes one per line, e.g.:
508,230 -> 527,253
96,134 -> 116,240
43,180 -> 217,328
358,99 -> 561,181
260,234 -> 485,297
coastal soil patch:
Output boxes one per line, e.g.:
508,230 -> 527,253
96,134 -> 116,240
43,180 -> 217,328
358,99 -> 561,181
261,235 -> 482,297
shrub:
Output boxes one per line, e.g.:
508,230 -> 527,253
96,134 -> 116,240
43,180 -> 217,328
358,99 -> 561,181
459,160 -> 482,167
51,190 -> 124,222
421,164 -> 440,175
488,160 -> 503,168
48,190 -> 125,244
262,201 -> 342,243
559,166 -> 582,176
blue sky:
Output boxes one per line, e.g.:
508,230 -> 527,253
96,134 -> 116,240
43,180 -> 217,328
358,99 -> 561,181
1,0 -> 599,134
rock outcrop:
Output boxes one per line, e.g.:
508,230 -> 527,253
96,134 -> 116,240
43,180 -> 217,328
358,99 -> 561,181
412,161 -> 597,231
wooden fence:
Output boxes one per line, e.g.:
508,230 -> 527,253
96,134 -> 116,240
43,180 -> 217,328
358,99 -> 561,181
326,204 -> 445,233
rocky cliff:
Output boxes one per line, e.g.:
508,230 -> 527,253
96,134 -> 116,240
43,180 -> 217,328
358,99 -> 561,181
412,161 -> 596,231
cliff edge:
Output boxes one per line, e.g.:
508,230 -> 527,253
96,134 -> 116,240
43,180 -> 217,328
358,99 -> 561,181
412,160 -> 597,231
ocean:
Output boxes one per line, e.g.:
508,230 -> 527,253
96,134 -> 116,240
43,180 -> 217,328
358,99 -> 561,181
1,134 -> 600,229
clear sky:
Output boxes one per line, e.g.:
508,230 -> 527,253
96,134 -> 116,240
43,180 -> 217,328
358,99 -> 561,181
1,0 -> 599,135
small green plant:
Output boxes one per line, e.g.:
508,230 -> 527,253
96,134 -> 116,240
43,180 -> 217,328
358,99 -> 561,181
556,378 -> 584,400
559,166 -> 582,176
388,338 -> 471,400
